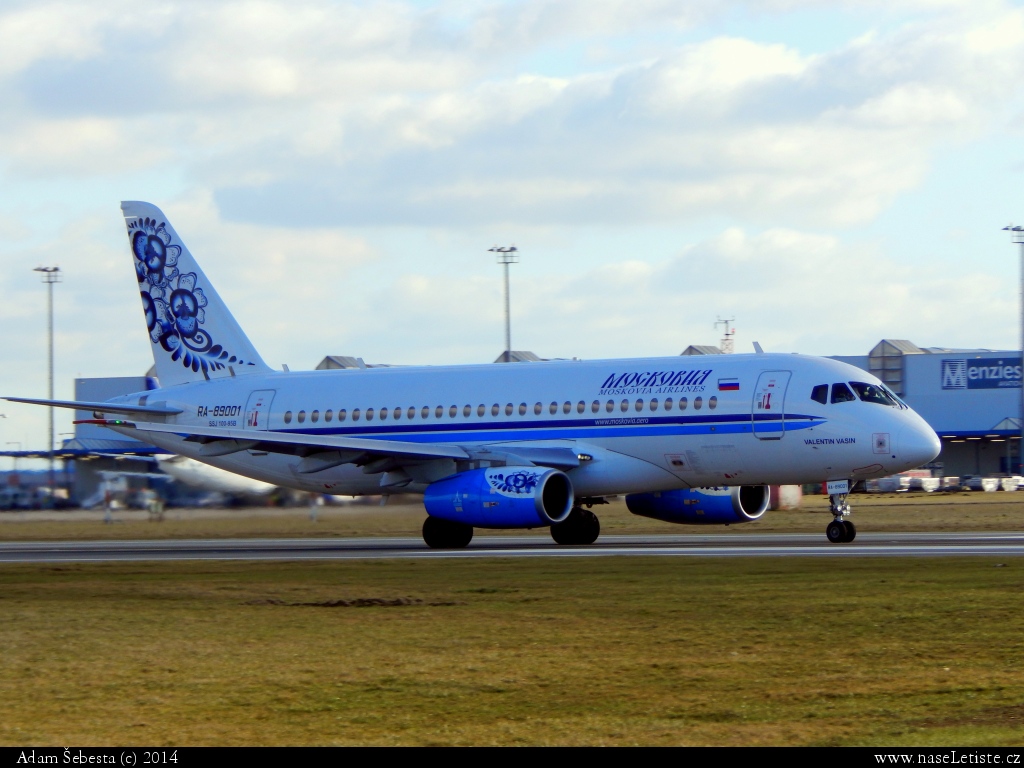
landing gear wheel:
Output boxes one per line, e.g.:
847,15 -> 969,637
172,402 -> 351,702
842,520 -> 857,543
826,520 -> 848,544
550,507 -> 601,545
422,516 -> 473,549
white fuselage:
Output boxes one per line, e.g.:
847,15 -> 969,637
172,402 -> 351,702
106,352 -> 940,497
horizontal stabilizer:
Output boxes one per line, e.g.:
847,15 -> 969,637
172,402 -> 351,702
4,396 -> 183,416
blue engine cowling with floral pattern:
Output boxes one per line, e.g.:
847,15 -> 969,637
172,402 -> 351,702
424,467 -> 574,528
625,485 -> 769,524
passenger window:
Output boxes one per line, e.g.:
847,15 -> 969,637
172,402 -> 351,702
591,400 -> 600,413
298,410 -> 306,423
325,409 -> 333,422
519,403 -> 527,416
284,411 -> 293,424
664,397 -> 673,410
693,396 -> 702,410
421,406 -> 430,419
449,405 -> 457,418
463,405 -> 471,417
811,385 -> 828,405
831,383 -> 856,404
393,407 -> 401,421
550,402 -> 558,415
338,409 -> 347,422
606,400 -> 614,412
563,401 -> 571,414
850,381 -> 898,406
534,403 -> 542,415
620,399 -> 629,412
505,403 -> 513,416
708,396 -> 717,410
352,408 -> 361,422
366,408 -> 374,421
478,405 -> 486,417
311,410 -> 319,423
408,406 -> 416,420
577,401 -> 585,414
435,406 -> 444,418
650,398 -> 659,411
491,404 -> 499,417
635,399 -> 643,412
679,397 -> 687,411
379,408 -> 388,421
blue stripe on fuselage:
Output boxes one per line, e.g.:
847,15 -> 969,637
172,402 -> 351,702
272,412 -> 826,444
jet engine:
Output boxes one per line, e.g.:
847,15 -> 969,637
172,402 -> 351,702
625,485 -> 769,525
424,467 -> 574,528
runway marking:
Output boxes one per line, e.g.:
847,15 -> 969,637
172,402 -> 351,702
1,532 -> 1023,563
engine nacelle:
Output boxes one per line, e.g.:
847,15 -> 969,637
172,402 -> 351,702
625,485 -> 769,525
424,467 -> 574,528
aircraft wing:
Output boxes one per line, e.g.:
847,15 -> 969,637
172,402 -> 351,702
83,419 -> 471,469
79,419 -> 582,475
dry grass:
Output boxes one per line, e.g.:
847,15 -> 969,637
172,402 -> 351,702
3,492 -> 1024,745
1,556 -> 1023,746
1,491 -> 1023,541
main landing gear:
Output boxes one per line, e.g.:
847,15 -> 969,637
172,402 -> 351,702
826,493 -> 856,543
420,504 -> 603,549
550,506 -> 601,546
422,516 -> 473,549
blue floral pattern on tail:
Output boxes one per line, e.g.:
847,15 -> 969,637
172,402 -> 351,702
128,216 -> 253,376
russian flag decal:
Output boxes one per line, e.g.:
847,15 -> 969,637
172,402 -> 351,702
718,378 -> 740,391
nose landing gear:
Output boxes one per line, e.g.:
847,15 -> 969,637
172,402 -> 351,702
826,493 -> 856,543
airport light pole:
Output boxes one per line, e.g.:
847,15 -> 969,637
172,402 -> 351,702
33,266 -> 60,504
489,246 -> 518,363
1004,225 -> 1024,473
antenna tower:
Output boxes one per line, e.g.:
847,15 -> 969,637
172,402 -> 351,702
714,316 -> 735,354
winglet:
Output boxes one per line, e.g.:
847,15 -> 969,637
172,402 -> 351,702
753,342 -> 764,354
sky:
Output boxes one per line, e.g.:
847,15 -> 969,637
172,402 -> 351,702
1,0 -> 1024,457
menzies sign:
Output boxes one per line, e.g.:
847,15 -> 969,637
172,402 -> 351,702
941,358 -> 1023,390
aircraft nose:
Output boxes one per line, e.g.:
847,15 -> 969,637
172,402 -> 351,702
898,424 -> 941,469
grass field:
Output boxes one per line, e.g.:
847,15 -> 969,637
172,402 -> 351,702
1,557 -> 1023,745
3,493 -> 1024,746
2,490 -> 1024,541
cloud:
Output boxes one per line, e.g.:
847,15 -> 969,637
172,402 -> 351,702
1,1 -> 1020,229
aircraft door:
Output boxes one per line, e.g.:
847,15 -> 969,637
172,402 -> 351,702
244,389 -> 276,431
751,371 -> 791,440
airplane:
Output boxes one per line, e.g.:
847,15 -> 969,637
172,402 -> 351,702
6,201 -> 941,547
156,454 -> 276,497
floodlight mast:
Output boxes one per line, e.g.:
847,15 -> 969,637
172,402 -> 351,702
33,265 -> 60,504
1003,225 -> 1024,471
489,246 -> 519,363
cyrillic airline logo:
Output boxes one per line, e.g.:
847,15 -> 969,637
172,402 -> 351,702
599,370 -> 712,395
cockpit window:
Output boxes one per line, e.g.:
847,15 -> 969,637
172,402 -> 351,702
880,384 -> 908,409
831,383 -> 856,404
850,381 -> 898,407
810,385 -> 828,405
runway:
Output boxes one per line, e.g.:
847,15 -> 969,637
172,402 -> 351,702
2,531 -> 1024,563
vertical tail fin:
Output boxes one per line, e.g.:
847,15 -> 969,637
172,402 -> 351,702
121,201 -> 272,386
